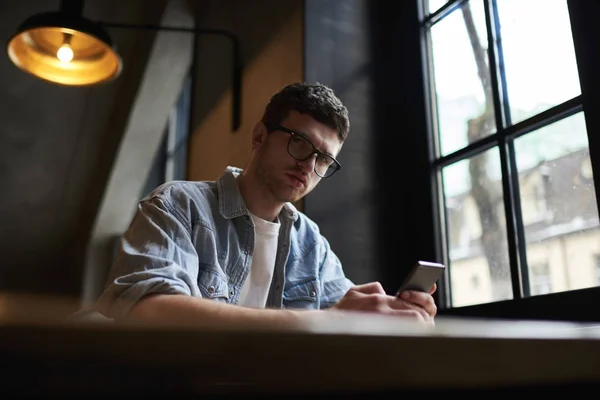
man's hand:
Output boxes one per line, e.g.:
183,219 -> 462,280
331,282 -> 437,325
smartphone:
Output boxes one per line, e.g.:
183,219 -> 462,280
395,260 -> 445,295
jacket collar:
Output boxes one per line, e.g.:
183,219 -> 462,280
217,166 -> 299,222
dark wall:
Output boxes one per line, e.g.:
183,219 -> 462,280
304,0 -> 378,286
366,1 -> 438,295
304,0 -> 438,294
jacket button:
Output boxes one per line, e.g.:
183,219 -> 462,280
208,286 -> 216,294
229,289 -> 235,296
310,290 -> 317,298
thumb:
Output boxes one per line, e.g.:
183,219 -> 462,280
429,283 -> 437,295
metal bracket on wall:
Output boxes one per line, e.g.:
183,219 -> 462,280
99,22 -> 242,133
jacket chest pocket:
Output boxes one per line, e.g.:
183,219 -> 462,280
198,267 -> 230,302
283,277 -> 320,310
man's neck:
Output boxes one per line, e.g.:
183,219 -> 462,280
236,172 -> 283,222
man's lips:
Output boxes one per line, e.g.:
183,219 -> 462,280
286,173 -> 306,188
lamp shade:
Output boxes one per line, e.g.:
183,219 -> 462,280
6,11 -> 122,86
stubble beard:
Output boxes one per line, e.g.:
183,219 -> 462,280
256,162 -> 304,204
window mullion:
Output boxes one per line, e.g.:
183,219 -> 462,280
490,0 -> 512,128
424,0 -> 469,26
484,0 -> 527,299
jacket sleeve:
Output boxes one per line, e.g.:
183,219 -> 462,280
95,194 -> 201,319
318,236 -> 354,309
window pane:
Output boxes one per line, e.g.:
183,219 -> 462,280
515,112 -> 599,296
430,0 -> 496,156
442,148 -> 512,307
428,0 -> 449,14
497,0 -> 581,125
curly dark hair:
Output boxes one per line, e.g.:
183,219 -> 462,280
261,82 -> 350,142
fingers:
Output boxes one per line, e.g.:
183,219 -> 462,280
399,290 -> 437,318
400,299 -> 432,321
350,281 -> 386,295
390,309 -> 434,326
334,282 -> 436,326
361,291 -> 436,320
388,297 -> 430,320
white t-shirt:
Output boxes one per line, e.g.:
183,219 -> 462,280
238,212 -> 281,308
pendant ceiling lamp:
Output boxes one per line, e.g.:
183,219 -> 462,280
5,0 -> 242,132
6,0 -> 122,86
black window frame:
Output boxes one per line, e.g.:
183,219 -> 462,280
425,0 -> 600,320
367,0 -> 600,322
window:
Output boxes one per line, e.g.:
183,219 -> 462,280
140,74 -> 192,199
529,263 -> 552,296
421,0 -> 600,307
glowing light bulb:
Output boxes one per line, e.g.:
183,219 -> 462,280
57,44 -> 74,63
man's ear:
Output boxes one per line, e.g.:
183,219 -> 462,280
251,122 -> 268,150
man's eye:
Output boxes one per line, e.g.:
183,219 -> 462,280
318,155 -> 332,165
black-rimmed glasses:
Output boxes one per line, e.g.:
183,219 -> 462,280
265,123 -> 342,178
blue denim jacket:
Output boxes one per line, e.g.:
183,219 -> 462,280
96,166 -> 354,318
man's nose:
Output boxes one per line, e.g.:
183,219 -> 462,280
296,154 -> 316,173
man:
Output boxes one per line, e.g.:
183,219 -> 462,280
95,82 -> 437,327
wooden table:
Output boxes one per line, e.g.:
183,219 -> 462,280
0,293 -> 599,395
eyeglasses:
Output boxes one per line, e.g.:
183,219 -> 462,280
265,123 -> 342,178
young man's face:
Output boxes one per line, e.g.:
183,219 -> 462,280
254,110 -> 342,204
